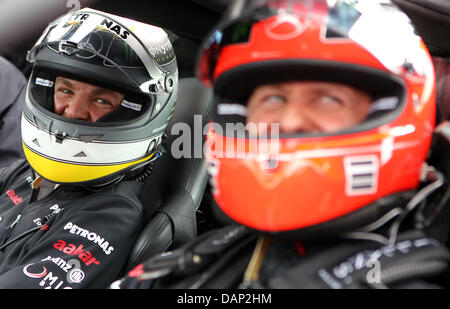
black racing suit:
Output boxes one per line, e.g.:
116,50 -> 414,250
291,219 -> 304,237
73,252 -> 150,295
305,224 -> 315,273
111,224 -> 450,289
0,159 -> 144,289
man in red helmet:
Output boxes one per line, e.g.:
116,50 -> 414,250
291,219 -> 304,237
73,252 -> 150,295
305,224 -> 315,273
111,0 -> 450,289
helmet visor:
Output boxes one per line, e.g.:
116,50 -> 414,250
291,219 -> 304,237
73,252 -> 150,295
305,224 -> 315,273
27,10 -> 165,92
197,0 -> 428,85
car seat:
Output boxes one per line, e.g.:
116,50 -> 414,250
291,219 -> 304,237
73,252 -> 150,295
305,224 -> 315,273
124,77 -> 213,270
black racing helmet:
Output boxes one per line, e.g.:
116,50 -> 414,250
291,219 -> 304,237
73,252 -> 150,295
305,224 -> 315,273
23,8 -> 178,185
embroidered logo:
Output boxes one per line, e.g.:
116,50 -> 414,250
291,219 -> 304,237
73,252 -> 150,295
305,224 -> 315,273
53,240 -> 101,266
6,190 -> 23,205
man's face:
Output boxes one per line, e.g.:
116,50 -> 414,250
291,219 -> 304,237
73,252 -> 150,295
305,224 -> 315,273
247,81 -> 372,134
54,77 -> 124,122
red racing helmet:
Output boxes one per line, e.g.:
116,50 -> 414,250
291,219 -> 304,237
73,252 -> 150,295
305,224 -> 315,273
197,0 -> 436,237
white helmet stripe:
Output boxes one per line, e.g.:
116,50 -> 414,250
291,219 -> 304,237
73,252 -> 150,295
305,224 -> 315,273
22,115 -> 162,165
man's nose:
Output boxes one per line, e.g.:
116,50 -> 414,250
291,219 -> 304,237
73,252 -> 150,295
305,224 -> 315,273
64,96 -> 90,121
278,100 -> 313,134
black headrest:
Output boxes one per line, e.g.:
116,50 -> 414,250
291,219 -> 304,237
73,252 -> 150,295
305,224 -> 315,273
138,77 -> 214,221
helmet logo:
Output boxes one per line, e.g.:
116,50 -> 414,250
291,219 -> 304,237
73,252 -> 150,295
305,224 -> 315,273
344,155 -> 379,196
100,18 -> 130,40
264,14 -> 310,40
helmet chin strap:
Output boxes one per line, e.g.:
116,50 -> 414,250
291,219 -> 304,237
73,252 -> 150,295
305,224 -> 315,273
84,143 -> 165,191
84,175 -> 126,192
341,165 -> 445,245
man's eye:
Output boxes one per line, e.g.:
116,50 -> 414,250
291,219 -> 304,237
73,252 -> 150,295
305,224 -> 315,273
59,88 -> 73,95
318,95 -> 344,106
261,95 -> 285,104
95,99 -> 113,106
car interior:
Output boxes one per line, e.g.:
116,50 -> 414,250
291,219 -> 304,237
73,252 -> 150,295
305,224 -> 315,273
0,0 -> 232,275
1,0 -> 449,279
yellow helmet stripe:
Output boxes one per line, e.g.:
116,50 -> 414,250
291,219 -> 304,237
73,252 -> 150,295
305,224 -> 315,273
23,143 -> 154,183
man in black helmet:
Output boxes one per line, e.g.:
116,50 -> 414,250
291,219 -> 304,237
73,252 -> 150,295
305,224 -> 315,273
0,8 -> 178,288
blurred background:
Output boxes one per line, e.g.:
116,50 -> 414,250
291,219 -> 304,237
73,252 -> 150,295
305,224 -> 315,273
0,0 -> 228,78
0,0 -> 449,79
